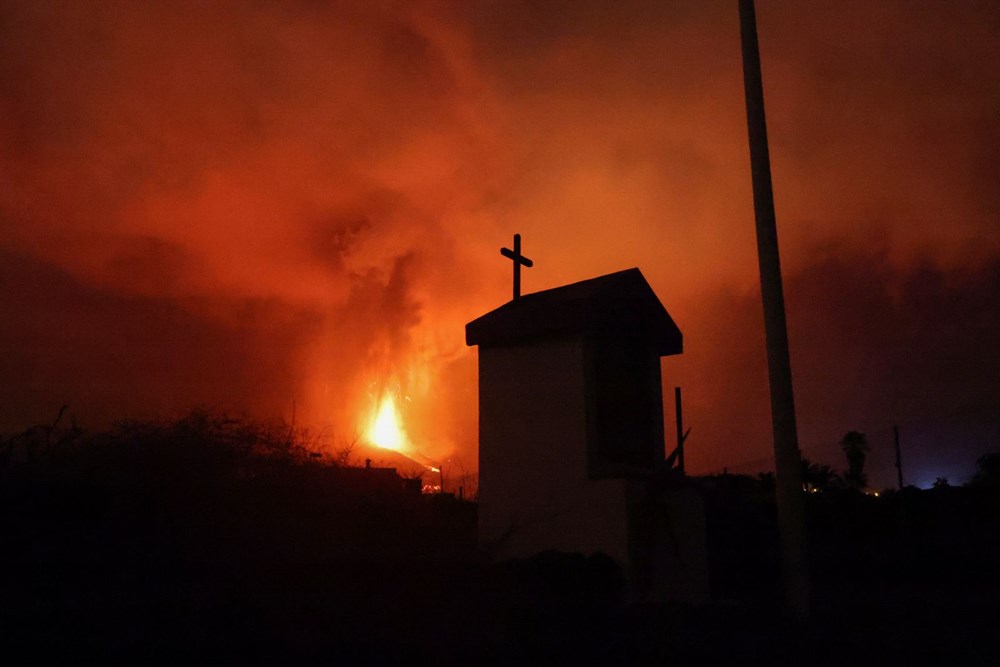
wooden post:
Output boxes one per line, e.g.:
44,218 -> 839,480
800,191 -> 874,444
739,0 -> 809,618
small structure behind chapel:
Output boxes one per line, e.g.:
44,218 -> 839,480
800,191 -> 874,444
467,262 -> 708,602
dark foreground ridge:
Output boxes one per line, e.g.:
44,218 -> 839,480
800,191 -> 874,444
2,412 -> 998,664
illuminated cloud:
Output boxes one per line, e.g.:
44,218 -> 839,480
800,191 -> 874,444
2,1 -> 997,480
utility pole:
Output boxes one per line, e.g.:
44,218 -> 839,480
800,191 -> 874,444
738,0 -> 809,618
893,425 -> 904,490
675,387 -> 686,476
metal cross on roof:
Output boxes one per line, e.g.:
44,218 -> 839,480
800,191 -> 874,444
500,233 -> 533,301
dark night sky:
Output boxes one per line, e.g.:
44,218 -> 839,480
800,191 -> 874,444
1,0 -> 998,486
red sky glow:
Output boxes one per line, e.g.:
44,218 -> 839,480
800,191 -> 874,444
2,0 -> 998,487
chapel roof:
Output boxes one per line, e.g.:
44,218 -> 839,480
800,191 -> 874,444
465,268 -> 682,356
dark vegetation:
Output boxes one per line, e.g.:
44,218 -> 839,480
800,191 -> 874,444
703,460 -> 1000,665
1,411 -> 477,662
2,411 -> 998,663
838,430 -> 870,489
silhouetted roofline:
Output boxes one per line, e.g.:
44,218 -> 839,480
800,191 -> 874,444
465,268 -> 682,356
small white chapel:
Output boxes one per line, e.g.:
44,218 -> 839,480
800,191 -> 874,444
466,237 -> 709,602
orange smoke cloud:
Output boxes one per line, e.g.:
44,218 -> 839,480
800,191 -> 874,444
2,1 -> 998,482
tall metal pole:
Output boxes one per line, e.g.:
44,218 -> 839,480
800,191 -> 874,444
738,0 -> 808,617
893,425 -> 904,490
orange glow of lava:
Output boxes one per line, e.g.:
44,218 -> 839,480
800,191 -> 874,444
367,393 -> 408,451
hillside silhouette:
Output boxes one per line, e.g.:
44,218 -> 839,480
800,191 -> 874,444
1,410 -> 477,661
3,410 -> 999,663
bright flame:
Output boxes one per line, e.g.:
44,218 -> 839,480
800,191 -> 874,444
368,393 -> 407,451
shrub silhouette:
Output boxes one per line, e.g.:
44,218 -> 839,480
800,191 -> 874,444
1,409 -> 478,661
972,452 -> 1000,487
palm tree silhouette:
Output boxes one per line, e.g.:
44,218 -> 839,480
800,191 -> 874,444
840,431 -> 870,489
